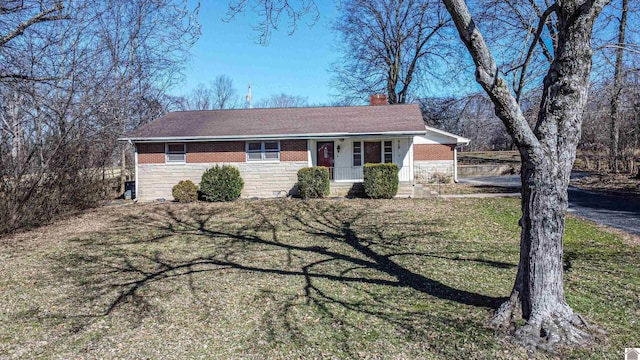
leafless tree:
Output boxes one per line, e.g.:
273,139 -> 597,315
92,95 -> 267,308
256,93 -> 309,108
177,76 -> 240,111
443,0 -> 610,350
0,0 -> 200,234
181,83 -> 213,110
225,0 -> 320,45
331,0 -> 453,104
211,75 -> 239,109
420,94 -> 514,151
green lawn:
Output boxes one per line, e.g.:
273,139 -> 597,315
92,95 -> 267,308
0,198 -> 637,359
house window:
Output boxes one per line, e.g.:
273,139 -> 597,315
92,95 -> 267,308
353,141 -> 362,166
383,140 -> 393,163
353,140 -> 393,165
166,143 -> 186,163
246,141 -> 280,161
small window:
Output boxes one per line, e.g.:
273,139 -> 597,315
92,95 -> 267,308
264,142 -> 279,160
383,140 -> 393,163
166,143 -> 186,163
246,141 -> 280,161
353,141 -> 362,166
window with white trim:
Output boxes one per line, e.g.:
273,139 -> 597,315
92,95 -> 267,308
353,141 -> 362,166
166,143 -> 186,163
383,140 -> 393,163
246,141 -> 280,161
353,140 -> 393,165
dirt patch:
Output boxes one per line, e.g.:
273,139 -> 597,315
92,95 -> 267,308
458,151 -> 520,165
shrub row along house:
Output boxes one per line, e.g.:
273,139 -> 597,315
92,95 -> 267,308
119,95 -> 469,201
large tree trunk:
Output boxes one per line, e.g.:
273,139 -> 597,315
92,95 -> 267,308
442,0 -> 609,352
493,2 -> 604,350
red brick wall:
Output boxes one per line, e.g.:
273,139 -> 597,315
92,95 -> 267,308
137,143 -> 165,164
414,144 -> 455,161
138,140 -> 307,164
187,141 -> 245,163
280,140 -> 307,161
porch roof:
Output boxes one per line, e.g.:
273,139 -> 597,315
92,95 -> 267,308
120,104 -> 426,142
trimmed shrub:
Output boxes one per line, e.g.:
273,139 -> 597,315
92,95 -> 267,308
172,180 -> 198,203
297,166 -> 330,199
363,163 -> 399,199
200,165 -> 244,202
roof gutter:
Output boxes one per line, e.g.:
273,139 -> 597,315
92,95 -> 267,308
118,130 -> 427,143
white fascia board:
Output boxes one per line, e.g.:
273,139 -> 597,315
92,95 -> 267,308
424,126 -> 470,145
117,130 -> 427,143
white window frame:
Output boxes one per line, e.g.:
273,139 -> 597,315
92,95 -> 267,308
383,140 -> 393,164
352,141 -> 362,167
353,140 -> 394,165
246,141 -> 281,162
166,143 -> 186,164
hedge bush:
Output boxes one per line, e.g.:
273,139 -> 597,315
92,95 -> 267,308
172,180 -> 199,203
200,165 -> 244,202
363,163 -> 399,199
297,166 -> 330,199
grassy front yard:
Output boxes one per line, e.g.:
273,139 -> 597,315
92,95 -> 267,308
0,199 -> 638,359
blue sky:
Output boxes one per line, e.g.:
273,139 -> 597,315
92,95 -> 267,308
171,1 -> 341,106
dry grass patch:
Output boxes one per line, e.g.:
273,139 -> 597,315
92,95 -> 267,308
0,198 -> 637,359
570,173 -> 640,198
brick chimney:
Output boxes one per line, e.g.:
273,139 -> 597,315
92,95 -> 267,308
369,94 -> 388,106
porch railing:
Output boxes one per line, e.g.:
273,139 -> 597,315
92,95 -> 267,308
330,167 -> 364,181
329,166 -> 411,182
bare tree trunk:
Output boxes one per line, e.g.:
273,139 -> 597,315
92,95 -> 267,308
609,0 -> 628,173
442,0 -> 609,351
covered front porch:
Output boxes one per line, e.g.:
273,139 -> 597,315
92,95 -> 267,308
307,137 -> 414,183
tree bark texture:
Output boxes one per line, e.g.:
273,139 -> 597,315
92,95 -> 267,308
442,0 -> 609,351
608,0 -> 628,173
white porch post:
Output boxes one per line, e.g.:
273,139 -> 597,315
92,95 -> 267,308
409,137 -> 414,182
453,146 -> 458,183
134,142 -> 139,201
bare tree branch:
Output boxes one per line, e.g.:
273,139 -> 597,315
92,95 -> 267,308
0,1 -> 69,48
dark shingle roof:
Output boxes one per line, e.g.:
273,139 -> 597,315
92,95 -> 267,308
122,104 -> 425,141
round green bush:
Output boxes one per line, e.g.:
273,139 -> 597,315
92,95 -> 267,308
200,165 -> 244,202
363,163 -> 399,199
297,166 -> 330,199
172,180 -> 198,203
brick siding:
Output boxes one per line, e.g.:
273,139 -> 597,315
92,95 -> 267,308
280,139 -> 308,161
137,143 -> 165,164
187,141 -> 245,163
413,144 -> 454,161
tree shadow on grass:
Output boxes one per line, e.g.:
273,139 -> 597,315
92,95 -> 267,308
53,200 -> 514,356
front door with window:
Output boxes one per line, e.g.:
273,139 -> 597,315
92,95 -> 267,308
317,141 -> 334,178
364,141 -> 382,164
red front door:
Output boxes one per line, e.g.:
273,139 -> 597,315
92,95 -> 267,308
317,141 -> 334,178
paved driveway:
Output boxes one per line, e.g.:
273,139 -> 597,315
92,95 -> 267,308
459,175 -> 640,236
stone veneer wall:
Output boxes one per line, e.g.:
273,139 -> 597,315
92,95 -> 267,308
414,160 -> 454,182
137,161 -> 308,201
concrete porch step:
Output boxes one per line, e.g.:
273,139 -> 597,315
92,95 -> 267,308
330,181 -> 418,198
